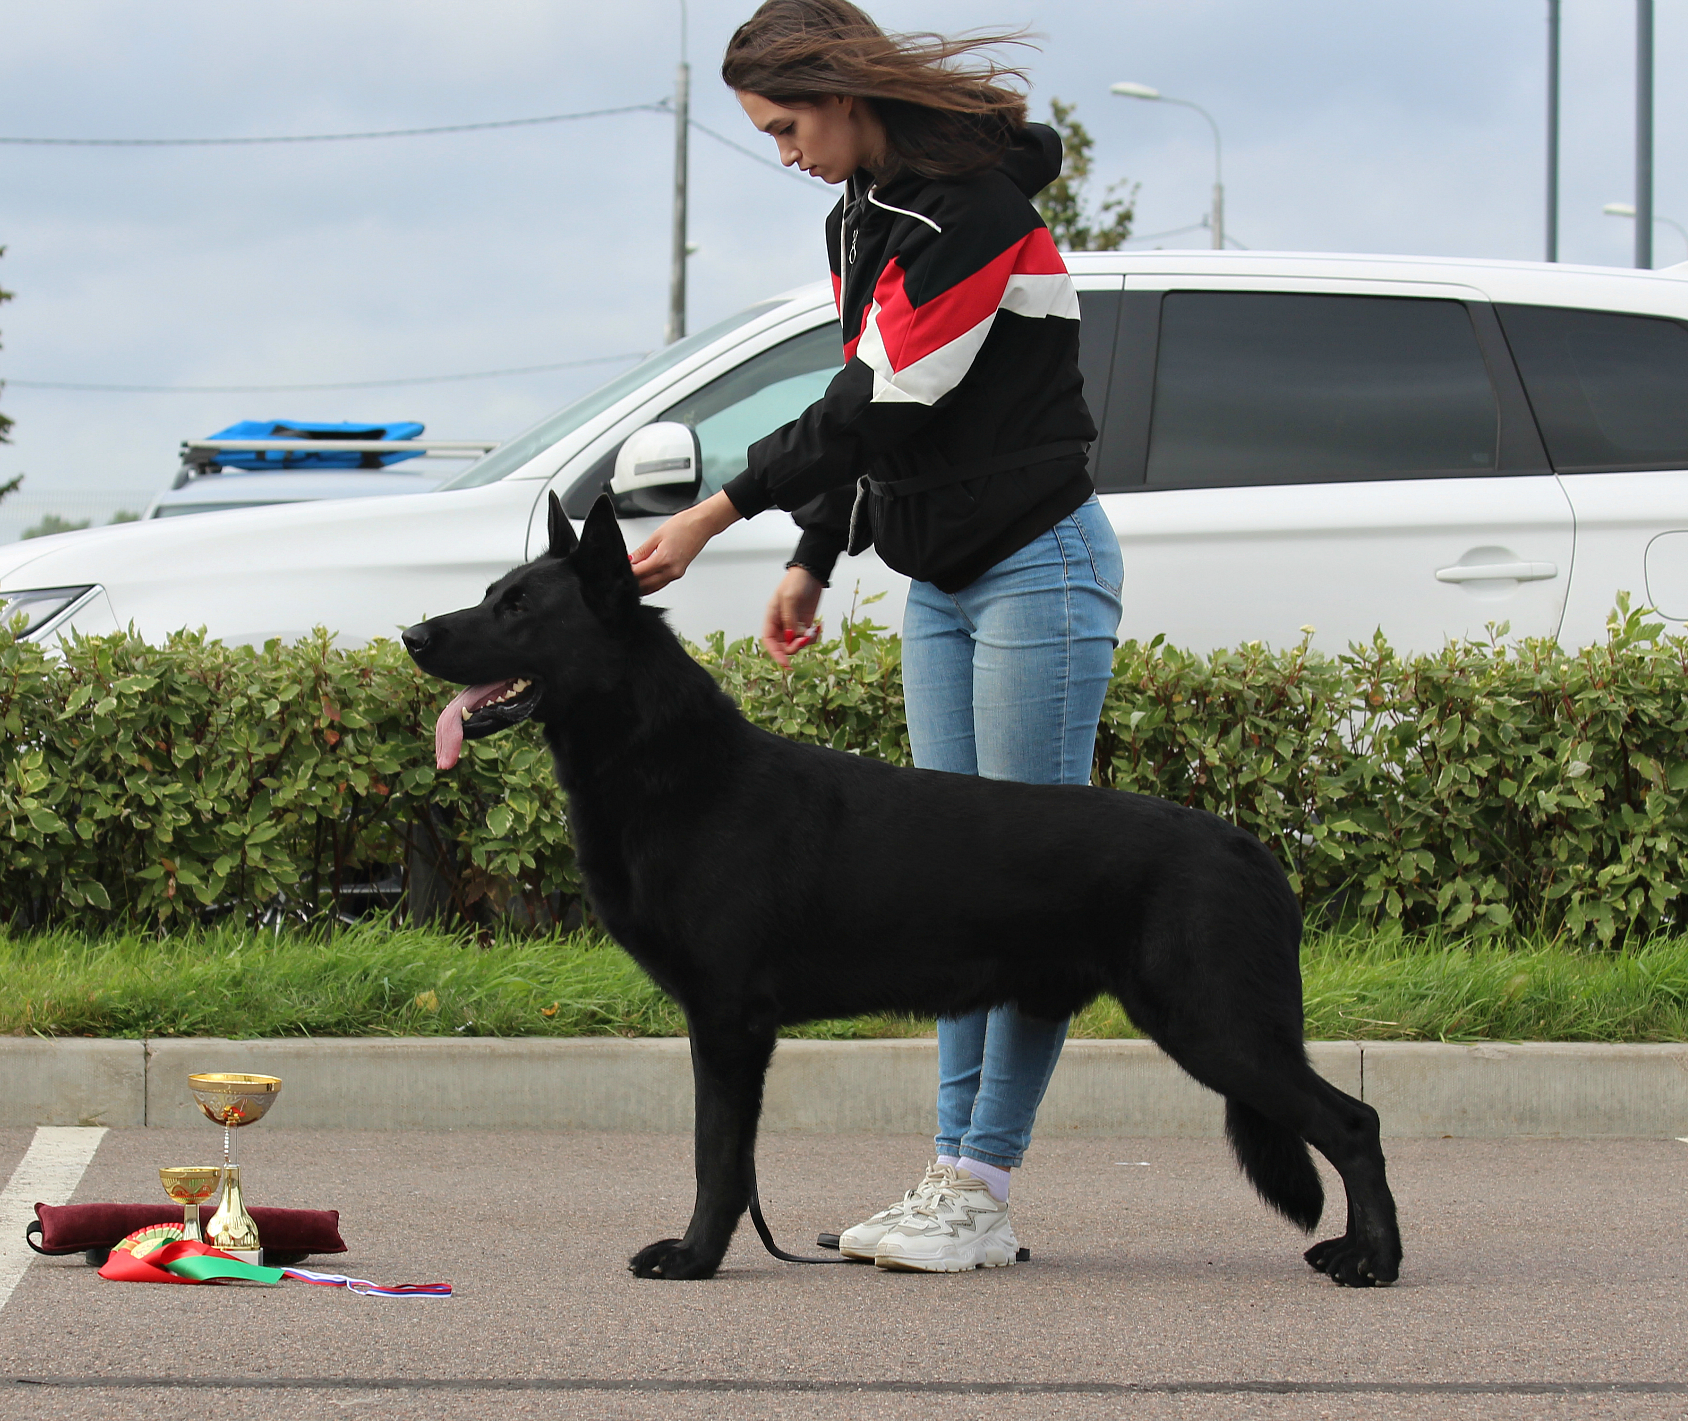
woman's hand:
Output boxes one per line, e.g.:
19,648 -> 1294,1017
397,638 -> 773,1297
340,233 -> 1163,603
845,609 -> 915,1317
628,490 -> 742,595
761,565 -> 825,667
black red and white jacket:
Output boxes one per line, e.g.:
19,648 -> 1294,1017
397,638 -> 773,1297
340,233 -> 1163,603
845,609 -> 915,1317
721,124 -> 1095,593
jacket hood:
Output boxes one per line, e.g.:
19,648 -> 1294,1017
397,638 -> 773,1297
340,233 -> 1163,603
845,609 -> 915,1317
999,123 -> 1063,199
862,122 -> 1062,200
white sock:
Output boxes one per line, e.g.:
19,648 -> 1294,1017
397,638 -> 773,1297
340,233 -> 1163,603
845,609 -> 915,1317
957,1156 -> 1011,1202
936,1153 -> 960,1171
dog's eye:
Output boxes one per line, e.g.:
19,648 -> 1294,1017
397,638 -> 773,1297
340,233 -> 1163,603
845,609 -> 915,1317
496,588 -> 528,617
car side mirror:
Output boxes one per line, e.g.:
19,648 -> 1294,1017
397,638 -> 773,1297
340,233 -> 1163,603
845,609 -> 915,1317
607,422 -> 702,518
611,423 -> 702,498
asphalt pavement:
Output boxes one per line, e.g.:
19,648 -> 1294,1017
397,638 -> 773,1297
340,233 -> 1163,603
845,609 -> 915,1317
3,1126 -> 1686,1420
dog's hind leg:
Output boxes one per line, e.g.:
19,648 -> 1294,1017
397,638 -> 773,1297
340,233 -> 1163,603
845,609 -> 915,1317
1279,1072 -> 1401,1288
628,1014 -> 777,1281
1222,1067 -> 1401,1288
1111,914 -> 1401,1286
1150,1030 -> 1402,1288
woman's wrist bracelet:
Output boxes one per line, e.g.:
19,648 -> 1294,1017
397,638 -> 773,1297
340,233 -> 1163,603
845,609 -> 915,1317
784,559 -> 830,588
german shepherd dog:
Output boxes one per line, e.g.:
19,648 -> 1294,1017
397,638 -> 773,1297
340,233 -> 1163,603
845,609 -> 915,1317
402,495 -> 1402,1287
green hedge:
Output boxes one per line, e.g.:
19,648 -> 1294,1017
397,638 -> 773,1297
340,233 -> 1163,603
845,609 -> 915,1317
1091,599 -> 1688,943
0,625 -> 577,928
5,600 -> 1688,943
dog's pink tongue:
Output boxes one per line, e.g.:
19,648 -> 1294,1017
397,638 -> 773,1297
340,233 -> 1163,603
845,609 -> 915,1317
434,682 -> 507,770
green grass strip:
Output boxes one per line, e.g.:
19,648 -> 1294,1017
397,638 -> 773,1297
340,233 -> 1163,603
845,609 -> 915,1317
2,920 -> 1685,1042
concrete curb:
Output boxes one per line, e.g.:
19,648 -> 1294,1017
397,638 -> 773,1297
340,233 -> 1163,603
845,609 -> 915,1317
0,1039 -> 146,1130
1,1037 -> 1683,1137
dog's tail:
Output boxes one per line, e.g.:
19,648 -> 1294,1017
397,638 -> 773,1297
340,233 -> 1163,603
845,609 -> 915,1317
1224,1099 -> 1324,1233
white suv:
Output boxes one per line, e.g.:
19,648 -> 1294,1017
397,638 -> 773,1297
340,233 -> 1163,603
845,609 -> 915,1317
4,250 -> 1687,654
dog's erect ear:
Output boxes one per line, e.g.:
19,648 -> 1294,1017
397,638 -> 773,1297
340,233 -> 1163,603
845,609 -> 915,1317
571,493 -> 639,624
546,491 -> 578,559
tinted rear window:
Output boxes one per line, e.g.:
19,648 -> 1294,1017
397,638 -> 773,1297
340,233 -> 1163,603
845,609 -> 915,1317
1146,292 -> 1498,487
1496,304 -> 1688,472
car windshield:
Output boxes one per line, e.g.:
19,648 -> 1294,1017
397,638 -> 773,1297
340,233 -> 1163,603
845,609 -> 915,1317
436,302 -> 784,490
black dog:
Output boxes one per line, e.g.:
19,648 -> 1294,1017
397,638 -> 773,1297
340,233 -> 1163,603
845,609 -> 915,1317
402,495 -> 1402,1287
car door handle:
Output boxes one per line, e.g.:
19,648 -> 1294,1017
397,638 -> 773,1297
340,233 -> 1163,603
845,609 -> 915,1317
1434,561 -> 1559,583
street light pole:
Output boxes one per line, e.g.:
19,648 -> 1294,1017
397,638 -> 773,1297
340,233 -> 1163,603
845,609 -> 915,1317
1635,0 -> 1654,270
1110,82 -> 1223,249
1546,0 -> 1560,262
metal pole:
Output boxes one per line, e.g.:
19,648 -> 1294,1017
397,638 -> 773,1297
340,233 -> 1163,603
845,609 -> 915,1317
1636,0 -> 1653,269
1174,100 -> 1222,249
1546,0 -> 1560,262
1193,103 -> 1223,250
666,59 -> 690,343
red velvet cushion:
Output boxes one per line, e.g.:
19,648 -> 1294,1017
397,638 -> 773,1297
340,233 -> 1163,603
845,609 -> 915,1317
31,1203 -> 345,1257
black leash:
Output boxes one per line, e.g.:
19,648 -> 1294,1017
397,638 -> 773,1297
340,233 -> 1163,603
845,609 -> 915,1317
746,1158 -> 851,1264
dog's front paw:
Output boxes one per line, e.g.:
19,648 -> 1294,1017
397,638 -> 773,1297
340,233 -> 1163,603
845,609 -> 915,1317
1304,1233 -> 1398,1288
628,1238 -> 720,1280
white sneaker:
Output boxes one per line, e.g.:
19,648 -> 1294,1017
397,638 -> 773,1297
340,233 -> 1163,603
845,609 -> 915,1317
837,1162 -> 956,1262
873,1169 -> 1020,1272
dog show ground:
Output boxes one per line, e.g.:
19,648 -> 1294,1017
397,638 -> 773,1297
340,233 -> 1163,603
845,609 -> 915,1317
3,1125 -> 1685,1421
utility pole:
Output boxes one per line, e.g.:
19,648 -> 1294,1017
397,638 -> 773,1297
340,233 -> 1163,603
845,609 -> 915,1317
666,57 -> 690,343
1546,0 -> 1560,262
1636,0 -> 1654,269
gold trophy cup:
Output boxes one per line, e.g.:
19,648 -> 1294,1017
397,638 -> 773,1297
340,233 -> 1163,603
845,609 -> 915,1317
188,1072 -> 282,1264
158,1166 -> 222,1242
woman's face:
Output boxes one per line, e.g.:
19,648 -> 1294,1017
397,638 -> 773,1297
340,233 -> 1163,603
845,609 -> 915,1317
736,92 -> 883,184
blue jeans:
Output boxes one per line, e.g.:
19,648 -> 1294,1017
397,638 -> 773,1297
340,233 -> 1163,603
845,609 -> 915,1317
901,496 -> 1124,1169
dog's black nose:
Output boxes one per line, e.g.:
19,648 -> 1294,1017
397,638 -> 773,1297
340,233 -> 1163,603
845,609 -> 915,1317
401,624 -> 430,654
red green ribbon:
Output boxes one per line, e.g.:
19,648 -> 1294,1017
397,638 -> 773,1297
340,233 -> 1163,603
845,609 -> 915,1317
98,1239 -> 281,1286
99,1235 -> 450,1296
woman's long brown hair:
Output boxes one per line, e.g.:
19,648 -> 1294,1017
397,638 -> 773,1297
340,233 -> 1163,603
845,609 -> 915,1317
721,0 -> 1032,180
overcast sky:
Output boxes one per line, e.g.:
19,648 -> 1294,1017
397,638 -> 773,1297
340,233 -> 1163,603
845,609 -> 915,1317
0,0 -> 1681,535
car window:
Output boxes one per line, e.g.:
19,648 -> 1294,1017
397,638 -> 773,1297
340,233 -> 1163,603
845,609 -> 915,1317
1495,304 -> 1688,472
658,323 -> 845,497
436,302 -> 781,491
566,290 -> 1113,516
1144,292 -> 1499,488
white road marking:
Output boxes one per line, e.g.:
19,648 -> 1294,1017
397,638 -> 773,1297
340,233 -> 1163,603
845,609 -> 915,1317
0,1126 -> 106,1312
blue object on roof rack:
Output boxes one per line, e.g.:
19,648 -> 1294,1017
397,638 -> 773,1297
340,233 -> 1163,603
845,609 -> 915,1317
206,420 -> 426,470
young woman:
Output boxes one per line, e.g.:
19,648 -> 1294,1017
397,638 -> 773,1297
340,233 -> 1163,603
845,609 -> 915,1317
630,0 -> 1123,1273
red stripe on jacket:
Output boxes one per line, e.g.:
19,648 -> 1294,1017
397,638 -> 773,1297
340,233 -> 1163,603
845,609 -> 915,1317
866,227 -> 1067,376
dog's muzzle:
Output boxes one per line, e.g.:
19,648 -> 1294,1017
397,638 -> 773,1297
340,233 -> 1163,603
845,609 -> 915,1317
433,678 -> 542,769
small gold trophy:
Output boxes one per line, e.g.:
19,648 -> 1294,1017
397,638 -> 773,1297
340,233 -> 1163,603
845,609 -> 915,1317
188,1072 -> 282,1265
158,1166 -> 222,1242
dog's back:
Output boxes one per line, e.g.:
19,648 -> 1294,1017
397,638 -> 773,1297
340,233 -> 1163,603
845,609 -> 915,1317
609,727 -> 1300,1033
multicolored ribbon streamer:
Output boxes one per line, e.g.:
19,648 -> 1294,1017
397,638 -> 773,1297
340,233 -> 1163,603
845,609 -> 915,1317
98,1226 -> 451,1297
282,1265 -> 452,1298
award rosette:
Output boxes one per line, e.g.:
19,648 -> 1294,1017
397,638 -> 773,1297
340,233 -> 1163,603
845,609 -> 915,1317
98,1223 -> 283,1286
99,1224 -> 450,1297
